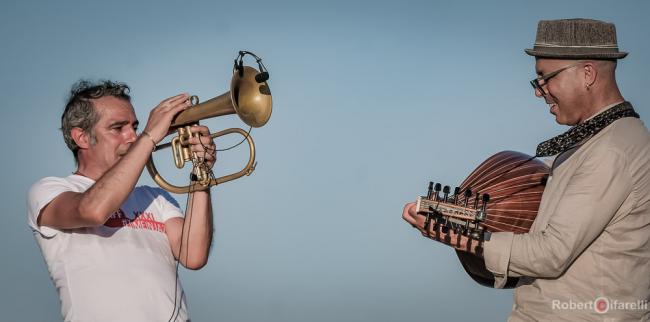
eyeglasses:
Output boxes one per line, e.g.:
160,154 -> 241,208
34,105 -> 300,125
530,62 -> 582,95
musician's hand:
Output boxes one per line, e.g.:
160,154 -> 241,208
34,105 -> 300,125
402,202 -> 432,236
143,93 -> 192,143
402,202 -> 482,256
187,125 -> 216,169
402,202 -> 421,230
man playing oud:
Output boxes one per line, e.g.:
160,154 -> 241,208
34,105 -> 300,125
27,80 -> 216,321
403,19 -> 650,321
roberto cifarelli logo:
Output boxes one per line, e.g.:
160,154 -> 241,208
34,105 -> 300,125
552,297 -> 648,314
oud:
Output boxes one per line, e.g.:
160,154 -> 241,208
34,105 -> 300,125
416,151 -> 549,287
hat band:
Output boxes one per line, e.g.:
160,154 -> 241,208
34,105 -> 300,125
532,45 -> 621,53
534,42 -> 618,49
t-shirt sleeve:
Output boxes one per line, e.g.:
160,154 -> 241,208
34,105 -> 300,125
151,187 -> 184,222
26,177 -> 72,238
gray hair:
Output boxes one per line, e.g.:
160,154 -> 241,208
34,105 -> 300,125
61,80 -> 131,163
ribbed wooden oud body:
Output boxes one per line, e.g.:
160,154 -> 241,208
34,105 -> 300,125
459,150 -> 549,233
455,151 -> 549,288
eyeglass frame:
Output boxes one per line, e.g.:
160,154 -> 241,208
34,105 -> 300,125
529,61 -> 583,95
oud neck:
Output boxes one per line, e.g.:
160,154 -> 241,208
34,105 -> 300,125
416,196 -> 481,222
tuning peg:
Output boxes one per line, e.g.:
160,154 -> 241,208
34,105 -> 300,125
463,188 -> 472,207
441,217 -> 449,234
481,194 -> 490,211
434,183 -> 442,201
442,185 -> 450,202
476,193 -> 490,222
432,218 -> 440,232
455,227 -> 462,245
453,187 -> 460,204
442,221 -> 452,243
474,192 -> 480,209
428,211 -> 440,231
423,213 -> 432,232
476,209 -> 486,222
427,182 -> 434,200
482,193 -> 490,203
453,222 -> 462,235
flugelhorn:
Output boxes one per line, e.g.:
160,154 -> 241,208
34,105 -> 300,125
146,51 -> 272,193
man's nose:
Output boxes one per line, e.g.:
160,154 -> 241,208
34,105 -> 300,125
543,95 -> 554,105
125,127 -> 138,143
535,87 -> 554,104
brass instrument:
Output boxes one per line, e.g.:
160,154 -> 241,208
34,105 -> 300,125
146,52 -> 272,193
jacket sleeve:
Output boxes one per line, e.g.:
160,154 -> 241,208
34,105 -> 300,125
482,144 -> 633,288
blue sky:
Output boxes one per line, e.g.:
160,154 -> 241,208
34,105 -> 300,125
1,0 -> 648,321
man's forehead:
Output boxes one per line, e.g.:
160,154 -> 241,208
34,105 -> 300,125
92,96 -> 136,121
535,58 -> 576,73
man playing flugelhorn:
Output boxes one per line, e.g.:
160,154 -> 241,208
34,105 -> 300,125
27,80 -> 216,321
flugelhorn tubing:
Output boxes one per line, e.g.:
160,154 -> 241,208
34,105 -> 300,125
145,127 -> 256,194
171,92 -> 235,127
209,127 -> 256,185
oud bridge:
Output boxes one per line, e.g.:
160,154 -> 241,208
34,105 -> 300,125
416,182 -> 491,241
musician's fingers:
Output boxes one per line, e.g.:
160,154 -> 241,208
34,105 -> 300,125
156,93 -> 187,107
412,213 -> 427,231
442,229 -> 467,250
166,93 -> 191,105
189,142 -> 215,153
158,93 -> 191,113
428,228 -> 442,241
188,125 -> 211,136
407,202 -> 418,218
402,203 -> 418,225
426,225 -> 446,243
426,222 -> 437,235
446,230 -> 458,246
186,131 -> 213,145
194,148 -> 214,160
459,234 -> 474,252
404,206 -> 432,237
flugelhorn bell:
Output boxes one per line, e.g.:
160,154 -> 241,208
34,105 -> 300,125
145,52 -> 272,194
170,65 -> 272,128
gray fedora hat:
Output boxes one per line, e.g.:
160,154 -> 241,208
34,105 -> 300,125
525,18 -> 628,59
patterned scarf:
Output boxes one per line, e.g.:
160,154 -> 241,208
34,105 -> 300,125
536,101 -> 639,157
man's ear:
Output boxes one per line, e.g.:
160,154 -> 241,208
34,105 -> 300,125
583,62 -> 598,88
71,127 -> 91,149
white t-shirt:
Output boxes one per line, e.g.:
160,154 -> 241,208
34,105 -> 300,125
27,174 -> 189,322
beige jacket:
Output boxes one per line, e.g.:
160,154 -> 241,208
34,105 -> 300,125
483,112 -> 650,321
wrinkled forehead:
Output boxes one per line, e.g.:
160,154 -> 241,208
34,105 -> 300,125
92,96 -> 137,123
